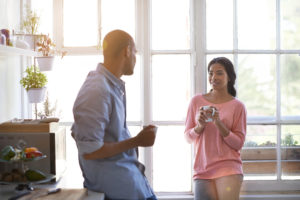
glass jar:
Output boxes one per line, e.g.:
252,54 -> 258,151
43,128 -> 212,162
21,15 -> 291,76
0,32 -> 6,45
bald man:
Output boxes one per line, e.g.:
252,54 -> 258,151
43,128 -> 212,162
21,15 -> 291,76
71,30 -> 157,199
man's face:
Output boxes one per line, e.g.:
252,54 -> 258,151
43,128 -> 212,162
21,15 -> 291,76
123,41 -> 137,76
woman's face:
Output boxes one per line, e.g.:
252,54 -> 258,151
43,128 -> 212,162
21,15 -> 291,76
208,63 -> 229,91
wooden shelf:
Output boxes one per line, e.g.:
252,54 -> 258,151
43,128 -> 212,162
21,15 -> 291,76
0,45 -> 39,57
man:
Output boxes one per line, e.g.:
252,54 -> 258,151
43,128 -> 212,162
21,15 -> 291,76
71,30 -> 157,199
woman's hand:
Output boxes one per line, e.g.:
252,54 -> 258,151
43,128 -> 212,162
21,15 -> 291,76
211,107 -> 230,137
194,107 -> 207,134
211,106 -> 220,123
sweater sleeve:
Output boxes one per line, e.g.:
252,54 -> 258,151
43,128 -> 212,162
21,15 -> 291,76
223,103 -> 247,151
184,97 -> 200,143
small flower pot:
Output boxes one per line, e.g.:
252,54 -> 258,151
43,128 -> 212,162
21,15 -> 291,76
27,87 -> 47,103
36,56 -> 55,71
23,34 -> 39,50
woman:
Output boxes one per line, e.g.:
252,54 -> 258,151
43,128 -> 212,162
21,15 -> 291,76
184,57 -> 247,200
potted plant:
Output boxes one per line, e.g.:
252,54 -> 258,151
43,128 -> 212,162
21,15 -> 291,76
20,65 -> 48,103
20,5 -> 41,50
36,34 -> 67,71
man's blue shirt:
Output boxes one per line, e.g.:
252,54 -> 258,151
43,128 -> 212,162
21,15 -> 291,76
71,63 -> 154,199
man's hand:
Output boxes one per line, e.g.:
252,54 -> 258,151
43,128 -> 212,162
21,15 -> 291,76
83,125 -> 157,160
134,125 -> 157,147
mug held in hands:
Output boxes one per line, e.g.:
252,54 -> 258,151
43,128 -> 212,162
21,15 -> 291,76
202,106 -> 215,122
143,125 -> 158,134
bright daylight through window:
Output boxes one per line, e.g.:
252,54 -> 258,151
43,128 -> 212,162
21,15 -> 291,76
31,0 -> 300,194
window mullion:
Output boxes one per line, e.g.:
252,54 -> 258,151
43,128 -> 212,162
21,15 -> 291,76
141,0 -> 153,187
97,0 -> 102,49
53,0 -> 63,49
194,0 -> 206,94
276,0 -> 282,181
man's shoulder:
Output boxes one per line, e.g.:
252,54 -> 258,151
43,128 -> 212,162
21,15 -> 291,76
84,71 -> 111,93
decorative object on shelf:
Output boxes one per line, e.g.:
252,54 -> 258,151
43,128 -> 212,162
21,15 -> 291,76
0,31 -> 6,45
0,29 -> 12,46
37,92 -> 60,119
20,65 -> 47,103
11,30 -> 30,49
20,5 -> 41,50
20,65 -> 48,119
36,34 -> 67,71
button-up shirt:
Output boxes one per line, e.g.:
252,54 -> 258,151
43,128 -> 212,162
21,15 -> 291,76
71,63 -> 154,199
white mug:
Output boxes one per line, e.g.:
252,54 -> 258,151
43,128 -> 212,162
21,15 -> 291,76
202,106 -> 215,122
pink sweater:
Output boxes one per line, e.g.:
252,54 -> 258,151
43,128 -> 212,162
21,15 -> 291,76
184,94 -> 247,180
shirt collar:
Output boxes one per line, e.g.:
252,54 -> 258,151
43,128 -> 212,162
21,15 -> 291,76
96,63 -> 125,90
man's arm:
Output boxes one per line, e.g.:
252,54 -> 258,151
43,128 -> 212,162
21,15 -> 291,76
84,125 -> 156,160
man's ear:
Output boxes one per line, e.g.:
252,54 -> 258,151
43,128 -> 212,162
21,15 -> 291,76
125,45 -> 131,57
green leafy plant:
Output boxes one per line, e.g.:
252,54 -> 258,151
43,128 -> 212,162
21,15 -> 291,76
244,141 -> 258,147
260,141 -> 276,147
37,34 -> 67,58
20,65 -> 48,91
282,133 -> 299,146
21,6 -> 40,34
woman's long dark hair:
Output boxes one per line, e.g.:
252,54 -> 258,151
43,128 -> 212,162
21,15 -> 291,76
208,57 -> 237,97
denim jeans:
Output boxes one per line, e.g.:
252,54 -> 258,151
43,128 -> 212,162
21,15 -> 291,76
105,194 -> 157,200
194,174 -> 243,200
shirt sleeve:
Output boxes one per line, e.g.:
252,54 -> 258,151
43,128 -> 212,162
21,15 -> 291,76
72,83 -> 111,155
184,97 -> 200,143
223,103 -> 247,151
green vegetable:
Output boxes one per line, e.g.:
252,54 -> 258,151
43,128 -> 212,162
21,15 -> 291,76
0,145 -> 16,161
25,169 -> 46,181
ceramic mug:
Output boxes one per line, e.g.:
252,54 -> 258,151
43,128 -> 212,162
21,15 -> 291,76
143,125 -> 158,134
202,106 -> 215,122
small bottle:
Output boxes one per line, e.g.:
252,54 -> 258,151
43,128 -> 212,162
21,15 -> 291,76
0,32 -> 6,45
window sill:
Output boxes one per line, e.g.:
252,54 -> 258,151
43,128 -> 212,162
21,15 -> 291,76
156,192 -> 300,200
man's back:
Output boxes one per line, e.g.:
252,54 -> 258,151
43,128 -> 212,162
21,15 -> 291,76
72,64 -> 154,199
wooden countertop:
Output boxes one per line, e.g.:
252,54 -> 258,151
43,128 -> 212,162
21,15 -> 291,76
0,186 -> 105,200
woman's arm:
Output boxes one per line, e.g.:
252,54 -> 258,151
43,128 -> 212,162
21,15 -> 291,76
212,104 -> 247,151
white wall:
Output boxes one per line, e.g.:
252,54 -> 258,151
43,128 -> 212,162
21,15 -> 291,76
0,0 -> 23,123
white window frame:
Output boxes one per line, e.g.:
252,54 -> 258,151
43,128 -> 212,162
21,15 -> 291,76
202,0 -> 300,193
49,0 -> 300,196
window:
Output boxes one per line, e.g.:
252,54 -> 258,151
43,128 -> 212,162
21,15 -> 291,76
30,0 -> 300,195
206,0 -> 300,191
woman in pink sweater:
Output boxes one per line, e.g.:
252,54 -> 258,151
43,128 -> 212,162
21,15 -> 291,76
184,57 -> 247,200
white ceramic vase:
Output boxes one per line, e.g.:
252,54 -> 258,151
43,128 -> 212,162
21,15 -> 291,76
27,87 -> 47,103
36,56 -> 55,71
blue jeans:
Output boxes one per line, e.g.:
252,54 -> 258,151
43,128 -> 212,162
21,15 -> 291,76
194,174 -> 243,200
105,195 -> 157,200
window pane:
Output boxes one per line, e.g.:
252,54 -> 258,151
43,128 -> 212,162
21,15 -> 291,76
46,56 -> 101,122
238,55 -> 276,117
281,125 -> 300,147
64,0 -> 98,47
206,0 -> 233,50
31,0 -> 53,35
281,125 -> 300,180
153,126 -> 192,192
244,125 -> 277,148
281,54 -> 300,116
238,0 -> 276,49
152,55 -> 191,121
122,56 -> 141,122
281,0 -> 300,50
242,125 -> 277,180
101,0 -> 135,43
152,0 -> 190,50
